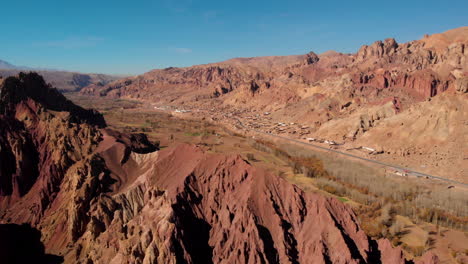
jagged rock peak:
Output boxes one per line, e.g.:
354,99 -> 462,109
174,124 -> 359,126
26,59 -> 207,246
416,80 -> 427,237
0,72 -> 106,127
356,38 -> 399,61
304,51 -> 320,64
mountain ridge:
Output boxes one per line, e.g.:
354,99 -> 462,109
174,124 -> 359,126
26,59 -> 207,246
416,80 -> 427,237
0,59 -> 124,92
80,26 -> 467,182
0,72 -> 440,263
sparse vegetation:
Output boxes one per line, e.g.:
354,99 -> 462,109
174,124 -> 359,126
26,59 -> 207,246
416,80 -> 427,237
250,138 -> 468,234
66,95 -> 468,260
246,153 -> 256,161
338,197 -> 348,203
184,132 -> 202,137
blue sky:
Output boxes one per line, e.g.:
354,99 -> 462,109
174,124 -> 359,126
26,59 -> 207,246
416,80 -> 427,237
1,0 -> 466,75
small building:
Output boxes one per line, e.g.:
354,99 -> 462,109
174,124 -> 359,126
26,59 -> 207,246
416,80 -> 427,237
362,146 -> 376,152
394,170 -> 408,177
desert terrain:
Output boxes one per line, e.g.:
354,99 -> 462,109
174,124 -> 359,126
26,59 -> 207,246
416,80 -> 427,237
81,27 -> 468,184
0,26 -> 466,264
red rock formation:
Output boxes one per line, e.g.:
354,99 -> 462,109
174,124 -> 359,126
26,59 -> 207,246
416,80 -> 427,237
355,38 -> 399,62
0,73 -> 106,212
415,252 -> 440,264
351,69 -> 454,99
0,73 -> 417,263
80,27 -> 467,129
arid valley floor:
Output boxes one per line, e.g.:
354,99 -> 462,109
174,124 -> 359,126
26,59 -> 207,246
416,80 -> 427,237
0,26 -> 467,264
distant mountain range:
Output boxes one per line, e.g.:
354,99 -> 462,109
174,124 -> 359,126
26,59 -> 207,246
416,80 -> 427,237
0,59 -> 123,92
0,59 -> 23,70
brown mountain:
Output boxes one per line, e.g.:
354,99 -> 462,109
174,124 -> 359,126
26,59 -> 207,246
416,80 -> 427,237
80,26 -> 468,182
0,67 -> 122,92
81,27 -> 467,108
1,73 -> 440,263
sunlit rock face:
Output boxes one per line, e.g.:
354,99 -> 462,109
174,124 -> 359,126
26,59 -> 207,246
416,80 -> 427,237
81,27 -> 467,107
0,72 -> 432,263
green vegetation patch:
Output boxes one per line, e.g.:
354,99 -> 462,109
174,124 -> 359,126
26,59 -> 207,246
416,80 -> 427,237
184,132 -> 202,137
338,197 -> 349,202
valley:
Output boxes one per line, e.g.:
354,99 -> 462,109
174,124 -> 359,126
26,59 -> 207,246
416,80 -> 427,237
80,27 -> 468,185
67,93 -> 468,263
0,24 -> 467,264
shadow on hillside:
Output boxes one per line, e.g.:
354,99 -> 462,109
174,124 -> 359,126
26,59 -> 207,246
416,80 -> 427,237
0,223 -> 63,264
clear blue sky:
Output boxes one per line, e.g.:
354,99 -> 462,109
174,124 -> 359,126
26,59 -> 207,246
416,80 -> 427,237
1,0 -> 466,75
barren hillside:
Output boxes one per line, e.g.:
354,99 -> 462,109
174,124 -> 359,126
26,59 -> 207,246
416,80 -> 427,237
80,27 -> 468,182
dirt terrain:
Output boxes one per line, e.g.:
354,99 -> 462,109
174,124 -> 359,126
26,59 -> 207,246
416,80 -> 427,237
3,73 -> 453,263
1,26 -> 467,264
80,27 -> 468,183
68,94 -> 468,263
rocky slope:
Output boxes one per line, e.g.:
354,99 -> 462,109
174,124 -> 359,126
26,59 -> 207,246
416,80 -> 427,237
0,73 -> 440,263
81,27 -> 467,109
80,26 -> 468,182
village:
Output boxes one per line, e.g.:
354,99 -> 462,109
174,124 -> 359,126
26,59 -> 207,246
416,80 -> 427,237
146,102 -> 468,188
151,103 -> 385,155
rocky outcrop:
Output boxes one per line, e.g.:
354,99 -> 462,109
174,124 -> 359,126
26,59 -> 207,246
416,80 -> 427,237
415,252 -> 440,264
55,143 -> 413,264
314,97 -> 400,141
82,65 -> 275,102
356,38 -> 399,62
0,72 -> 155,236
81,27 -> 467,116
455,76 -> 468,93
0,73 -> 415,263
0,74 -> 105,214
303,51 -> 320,65
352,69 -> 454,98
0,72 -> 106,127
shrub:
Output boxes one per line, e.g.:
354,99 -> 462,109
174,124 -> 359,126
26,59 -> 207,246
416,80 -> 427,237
246,153 -> 256,161
249,138 -> 468,232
